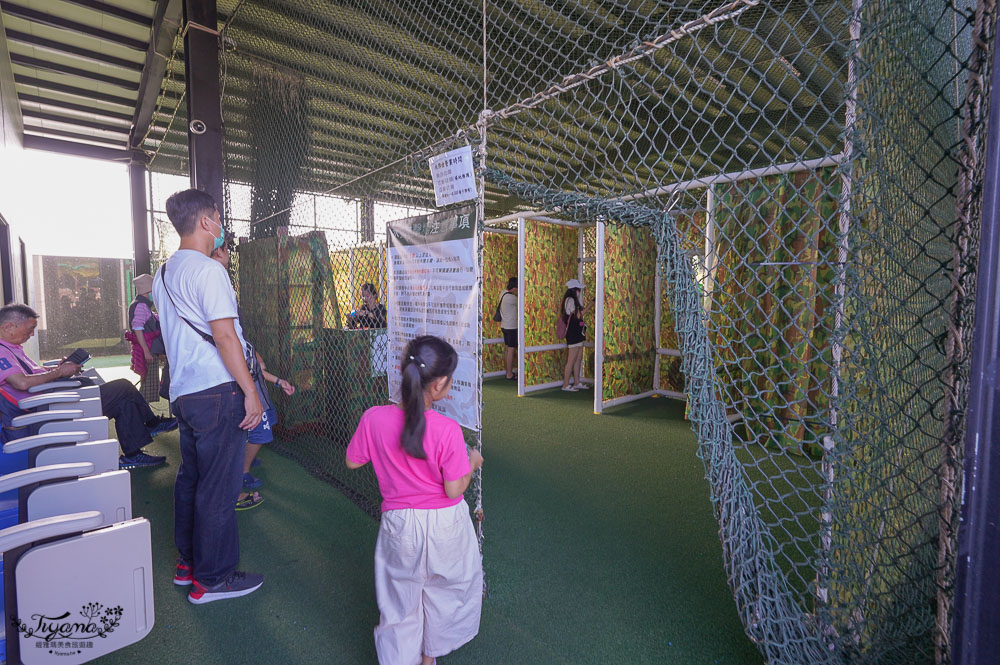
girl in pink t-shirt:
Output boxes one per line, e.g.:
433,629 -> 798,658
346,335 -> 484,665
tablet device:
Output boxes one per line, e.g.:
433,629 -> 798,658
64,348 -> 91,366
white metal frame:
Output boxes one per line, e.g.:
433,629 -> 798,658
483,226 -> 518,379
489,154 -> 845,413
484,155 -> 844,225
593,221 -> 605,412
516,217 -> 526,396
511,215 -> 596,395
593,220 -> 688,414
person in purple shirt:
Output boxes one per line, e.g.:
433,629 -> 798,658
0,303 -> 174,468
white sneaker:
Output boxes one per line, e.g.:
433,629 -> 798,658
561,386 -> 579,392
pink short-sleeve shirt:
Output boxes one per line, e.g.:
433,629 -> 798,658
347,405 -> 471,512
0,342 -> 44,403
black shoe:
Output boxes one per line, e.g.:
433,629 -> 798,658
147,417 -> 178,437
119,451 -> 167,469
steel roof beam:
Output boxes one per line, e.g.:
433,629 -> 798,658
59,0 -> 154,28
1,2 -> 149,51
130,0 -> 183,149
23,134 -> 136,161
22,108 -> 129,134
9,53 -> 140,90
17,92 -> 133,122
4,29 -> 144,72
22,126 -> 126,148
14,75 -> 135,108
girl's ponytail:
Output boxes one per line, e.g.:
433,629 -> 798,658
399,335 -> 459,459
400,359 -> 427,458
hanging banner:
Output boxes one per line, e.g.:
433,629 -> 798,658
429,145 -> 478,207
387,205 -> 480,431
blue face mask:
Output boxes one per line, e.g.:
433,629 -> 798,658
207,216 -> 225,252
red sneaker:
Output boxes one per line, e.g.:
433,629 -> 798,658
173,557 -> 193,586
188,571 -> 264,605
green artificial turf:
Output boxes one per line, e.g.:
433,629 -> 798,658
86,354 -> 132,369
101,379 -> 762,664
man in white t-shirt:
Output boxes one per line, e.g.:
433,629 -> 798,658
153,189 -> 264,605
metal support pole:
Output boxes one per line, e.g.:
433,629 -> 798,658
147,168 -> 156,255
360,197 -> 376,242
129,161 -> 151,276
951,19 -> 1000,663
517,217 -> 526,396
182,0 -> 224,212
816,0 -> 859,626
703,187 -> 717,305
594,221 -> 605,413
653,240 -> 662,393
349,247 -> 356,311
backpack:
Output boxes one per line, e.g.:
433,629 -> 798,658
556,312 -> 569,339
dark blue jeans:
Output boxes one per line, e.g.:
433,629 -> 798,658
172,382 -> 246,586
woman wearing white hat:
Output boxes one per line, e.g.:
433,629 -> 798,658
127,273 -> 163,403
560,279 -> 586,391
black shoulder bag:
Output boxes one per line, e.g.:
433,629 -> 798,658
492,292 -> 507,323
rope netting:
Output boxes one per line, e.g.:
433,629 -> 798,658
223,1 -> 488,526
137,0 -> 997,662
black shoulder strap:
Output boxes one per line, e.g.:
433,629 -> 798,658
158,263 -> 217,347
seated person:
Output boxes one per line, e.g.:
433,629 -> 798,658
349,282 -> 387,329
0,304 -> 175,469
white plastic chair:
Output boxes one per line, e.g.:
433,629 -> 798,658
4,432 -> 118,476
1,512 -> 154,664
0,462 -> 132,527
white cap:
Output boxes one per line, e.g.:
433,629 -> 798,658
133,273 -> 153,295
566,278 -> 583,290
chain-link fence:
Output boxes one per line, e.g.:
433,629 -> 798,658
139,1 -> 996,663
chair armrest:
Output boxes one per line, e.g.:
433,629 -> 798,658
11,409 -> 84,427
79,368 -> 104,385
3,431 -> 90,454
0,510 -> 103,554
18,393 -> 82,410
0,462 -> 95,494
75,385 -> 101,401
28,380 -> 83,393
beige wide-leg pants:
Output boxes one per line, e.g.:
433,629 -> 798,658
373,501 -> 483,665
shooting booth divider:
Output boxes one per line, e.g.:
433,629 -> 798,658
483,213 -> 684,412
482,228 -> 517,377
490,159 -> 842,438
594,221 -> 686,413
506,216 -> 596,395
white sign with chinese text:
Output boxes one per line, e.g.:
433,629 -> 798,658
429,145 -> 477,208
387,205 -> 480,431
